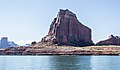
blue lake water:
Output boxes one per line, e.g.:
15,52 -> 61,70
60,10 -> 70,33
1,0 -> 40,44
0,56 -> 120,70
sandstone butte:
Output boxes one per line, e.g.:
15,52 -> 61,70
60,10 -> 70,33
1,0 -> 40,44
40,9 -> 94,46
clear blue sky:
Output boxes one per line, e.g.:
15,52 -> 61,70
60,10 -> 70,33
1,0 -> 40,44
0,0 -> 120,45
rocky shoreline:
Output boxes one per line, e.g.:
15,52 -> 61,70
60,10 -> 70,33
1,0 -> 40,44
0,46 -> 120,55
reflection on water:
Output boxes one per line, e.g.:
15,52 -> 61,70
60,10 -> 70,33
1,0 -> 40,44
49,56 -> 91,70
0,56 -> 120,70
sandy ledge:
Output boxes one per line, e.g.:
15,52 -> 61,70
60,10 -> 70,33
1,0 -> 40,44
0,45 -> 120,55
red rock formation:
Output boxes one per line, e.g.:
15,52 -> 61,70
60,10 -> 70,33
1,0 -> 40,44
41,9 -> 94,46
96,35 -> 120,45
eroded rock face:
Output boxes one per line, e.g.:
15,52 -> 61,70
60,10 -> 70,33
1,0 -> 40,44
96,35 -> 120,45
41,9 -> 94,46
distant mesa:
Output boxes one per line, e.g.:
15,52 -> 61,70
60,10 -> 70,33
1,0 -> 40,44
0,37 -> 9,48
0,37 -> 18,48
96,34 -> 120,45
40,9 -> 94,46
9,41 -> 18,47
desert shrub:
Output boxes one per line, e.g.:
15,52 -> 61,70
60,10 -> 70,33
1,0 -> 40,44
31,41 -> 36,45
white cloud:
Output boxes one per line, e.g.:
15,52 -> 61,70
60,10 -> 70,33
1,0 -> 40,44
16,40 -> 39,46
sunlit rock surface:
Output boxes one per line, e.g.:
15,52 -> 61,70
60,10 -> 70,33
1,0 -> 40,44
41,9 -> 94,46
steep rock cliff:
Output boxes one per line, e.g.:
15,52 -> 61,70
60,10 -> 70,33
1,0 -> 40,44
41,9 -> 94,46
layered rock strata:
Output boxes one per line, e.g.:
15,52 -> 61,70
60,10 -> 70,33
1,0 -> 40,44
41,9 -> 94,46
96,35 -> 120,45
